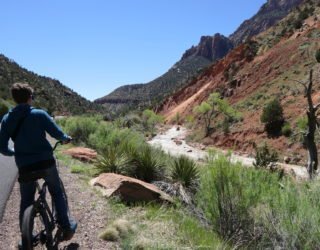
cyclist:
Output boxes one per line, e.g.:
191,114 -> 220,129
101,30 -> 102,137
0,83 -> 77,247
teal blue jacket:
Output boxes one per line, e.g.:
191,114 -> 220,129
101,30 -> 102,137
0,104 -> 69,168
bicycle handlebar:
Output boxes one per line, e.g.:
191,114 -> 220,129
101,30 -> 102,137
52,141 -> 62,151
52,138 -> 72,151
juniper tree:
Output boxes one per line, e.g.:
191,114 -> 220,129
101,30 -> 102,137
194,92 -> 241,137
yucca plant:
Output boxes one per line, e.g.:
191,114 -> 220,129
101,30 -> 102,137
95,147 -> 133,175
171,155 -> 199,188
132,146 -> 165,182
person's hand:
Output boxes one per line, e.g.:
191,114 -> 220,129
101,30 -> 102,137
62,136 -> 72,144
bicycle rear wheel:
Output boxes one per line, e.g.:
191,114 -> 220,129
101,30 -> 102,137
21,205 -> 54,250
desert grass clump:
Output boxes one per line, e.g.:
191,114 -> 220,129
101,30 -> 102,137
99,227 -> 120,241
99,219 -> 133,242
95,146 -> 133,175
171,155 -> 199,188
132,146 -> 165,183
112,219 -> 133,237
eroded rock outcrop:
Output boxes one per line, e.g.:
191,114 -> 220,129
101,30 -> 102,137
229,0 -> 304,45
63,147 -> 97,162
90,173 -> 173,203
182,33 -> 234,62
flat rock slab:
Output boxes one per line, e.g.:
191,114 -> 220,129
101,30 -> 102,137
63,147 -> 97,162
90,173 -> 173,203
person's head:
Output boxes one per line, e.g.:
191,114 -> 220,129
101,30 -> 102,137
10,83 -> 34,104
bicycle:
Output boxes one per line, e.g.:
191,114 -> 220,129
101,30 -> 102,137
20,140 -> 69,250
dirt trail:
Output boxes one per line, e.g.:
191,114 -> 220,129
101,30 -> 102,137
0,163 -> 119,250
149,126 -> 309,180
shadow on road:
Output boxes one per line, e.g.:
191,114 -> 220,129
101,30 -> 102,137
62,243 -> 80,250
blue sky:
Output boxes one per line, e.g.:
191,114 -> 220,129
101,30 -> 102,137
1,0 -> 266,101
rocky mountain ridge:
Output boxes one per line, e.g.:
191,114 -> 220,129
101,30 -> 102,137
159,0 -> 320,159
95,56 -> 211,113
229,0 -> 304,45
96,0 -> 305,112
0,54 -> 103,115
181,34 -> 234,62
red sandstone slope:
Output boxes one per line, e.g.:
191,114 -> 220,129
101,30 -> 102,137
160,13 -> 320,158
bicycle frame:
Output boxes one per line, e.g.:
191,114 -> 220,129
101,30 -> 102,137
34,182 -> 55,229
25,140 -> 68,248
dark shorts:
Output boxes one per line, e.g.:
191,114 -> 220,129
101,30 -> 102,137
18,159 -> 56,183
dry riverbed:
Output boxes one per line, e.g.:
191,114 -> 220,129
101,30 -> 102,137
149,126 -> 309,180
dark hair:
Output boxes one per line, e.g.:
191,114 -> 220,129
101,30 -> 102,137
11,83 -> 34,104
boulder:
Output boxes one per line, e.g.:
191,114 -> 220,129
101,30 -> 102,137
90,173 -> 173,203
63,147 -> 97,162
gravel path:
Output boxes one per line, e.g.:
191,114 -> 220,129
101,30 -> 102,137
0,162 -> 119,250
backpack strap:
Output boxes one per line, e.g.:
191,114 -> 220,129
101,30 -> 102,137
11,111 -> 30,142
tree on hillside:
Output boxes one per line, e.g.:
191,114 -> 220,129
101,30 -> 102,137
261,98 -> 284,137
193,92 -> 241,137
294,69 -> 319,179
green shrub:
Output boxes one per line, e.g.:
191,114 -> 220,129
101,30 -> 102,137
174,112 -> 182,125
297,116 -> 308,132
281,122 -> 292,137
185,114 -> 195,128
171,155 -> 199,188
142,109 -> 164,135
221,118 -> 230,134
197,155 -> 279,246
194,92 -> 241,137
261,98 -> 284,136
253,143 -> 278,170
95,147 -> 133,175
61,116 -> 101,144
121,113 -> 142,128
296,116 -> 308,143
88,124 -> 144,153
132,146 -> 165,182
256,181 -> 320,249
198,154 -> 320,248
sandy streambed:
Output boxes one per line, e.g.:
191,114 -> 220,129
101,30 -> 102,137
149,126 -> 309,180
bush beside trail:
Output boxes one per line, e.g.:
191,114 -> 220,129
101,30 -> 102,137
198,153 -> 320,248
58,115 -> 320,249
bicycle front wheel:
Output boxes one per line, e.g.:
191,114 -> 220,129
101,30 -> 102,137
21,204 -> 53,250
